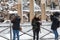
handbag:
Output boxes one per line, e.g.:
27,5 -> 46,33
20,27 -> 22,31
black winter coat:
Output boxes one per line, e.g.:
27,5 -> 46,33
50,15 -> 59,30
11,17 -> 21,30
32,17 -> 41,32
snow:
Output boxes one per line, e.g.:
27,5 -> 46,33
0,22 -> 60,40
9,11 -> 18,14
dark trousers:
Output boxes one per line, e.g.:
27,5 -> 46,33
33,30 -> 39,40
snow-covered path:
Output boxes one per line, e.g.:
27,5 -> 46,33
0,22 -> 60,40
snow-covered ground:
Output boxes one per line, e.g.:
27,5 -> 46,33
0,22 -> 60,40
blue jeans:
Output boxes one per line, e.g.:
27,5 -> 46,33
13,30 -> 19,40
53,30 -> 58,40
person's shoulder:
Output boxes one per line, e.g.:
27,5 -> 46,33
50,15 -> 52,16
17,16 -> 21,20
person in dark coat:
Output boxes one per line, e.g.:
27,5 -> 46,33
11,14 -> 21,40
50,12 -> 60,40
31,15 -> 41,40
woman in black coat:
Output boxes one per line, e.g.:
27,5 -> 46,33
31,15 -> 41,40
50,12 -> 60,40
